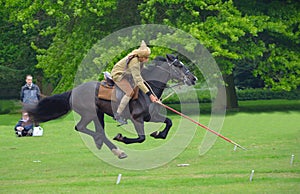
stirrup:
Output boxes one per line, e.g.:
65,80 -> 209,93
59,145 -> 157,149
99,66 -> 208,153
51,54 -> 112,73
114,113 -> 128,126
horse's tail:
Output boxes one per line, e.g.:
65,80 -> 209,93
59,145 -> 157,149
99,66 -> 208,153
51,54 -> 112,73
25,91 -> 72,123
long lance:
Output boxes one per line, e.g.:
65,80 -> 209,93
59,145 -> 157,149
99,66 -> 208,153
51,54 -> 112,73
156,101 -> 247,150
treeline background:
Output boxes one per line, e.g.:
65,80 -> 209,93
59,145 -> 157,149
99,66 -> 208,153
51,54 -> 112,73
0,0 -> 299,109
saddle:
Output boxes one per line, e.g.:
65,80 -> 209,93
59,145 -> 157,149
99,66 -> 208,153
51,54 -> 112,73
97,72 -> 139,101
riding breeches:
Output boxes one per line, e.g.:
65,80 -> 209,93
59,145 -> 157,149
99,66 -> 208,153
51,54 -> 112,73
115,78 -> 134,97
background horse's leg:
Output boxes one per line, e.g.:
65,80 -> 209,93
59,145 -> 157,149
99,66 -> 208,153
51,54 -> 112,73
149,114 -> 173,139
114,119 -> 146,144
75,116 -> 104,149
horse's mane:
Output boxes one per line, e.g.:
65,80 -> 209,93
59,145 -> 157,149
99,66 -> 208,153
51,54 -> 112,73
153,56 -> 167,62
143,56 -> 167,72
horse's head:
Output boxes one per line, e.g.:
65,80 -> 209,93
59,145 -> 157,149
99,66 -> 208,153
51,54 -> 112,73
142,54 -> 197,87
142,54 -> 197,98
164,54 -> 197,86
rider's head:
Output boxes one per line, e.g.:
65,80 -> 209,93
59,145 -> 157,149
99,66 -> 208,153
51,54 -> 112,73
132,40 -> 151,62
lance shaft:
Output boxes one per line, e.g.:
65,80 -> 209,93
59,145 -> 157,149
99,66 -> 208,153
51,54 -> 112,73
156,101 -> 246,150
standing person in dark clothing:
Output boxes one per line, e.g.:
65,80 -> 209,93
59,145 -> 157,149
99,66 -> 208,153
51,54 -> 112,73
20,75 -> 41,127
20,75 -> 41,105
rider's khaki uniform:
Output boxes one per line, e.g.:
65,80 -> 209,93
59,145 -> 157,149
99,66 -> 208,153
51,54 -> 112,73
110,40 -> 151,124
111,54 -> 149,95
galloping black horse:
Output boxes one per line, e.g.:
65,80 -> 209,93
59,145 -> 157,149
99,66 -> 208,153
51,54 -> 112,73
26,54 -> 197,159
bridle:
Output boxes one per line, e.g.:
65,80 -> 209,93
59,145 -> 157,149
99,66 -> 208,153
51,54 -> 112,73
145,58 -> 194,100
155,59 -> 190,84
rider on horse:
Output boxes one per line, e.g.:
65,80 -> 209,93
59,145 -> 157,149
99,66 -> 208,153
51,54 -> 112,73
111,40 -> 158,125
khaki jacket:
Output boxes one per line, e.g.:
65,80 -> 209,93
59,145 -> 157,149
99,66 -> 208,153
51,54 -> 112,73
111,55 -> 149,94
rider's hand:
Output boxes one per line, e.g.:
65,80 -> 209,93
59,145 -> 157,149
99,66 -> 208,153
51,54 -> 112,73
149,94 -> 158,102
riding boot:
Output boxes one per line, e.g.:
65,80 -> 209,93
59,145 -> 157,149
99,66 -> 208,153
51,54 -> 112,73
114,95 -> 131,125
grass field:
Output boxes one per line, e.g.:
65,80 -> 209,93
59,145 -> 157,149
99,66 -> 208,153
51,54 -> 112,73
0,100 -> 299,193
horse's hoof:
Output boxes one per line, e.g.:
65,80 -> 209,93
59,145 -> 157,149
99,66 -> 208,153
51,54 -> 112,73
150,131 -> 166,139
113,133 -> 123,142
112,148 -> 127,159
150,131 -> 160,138
118,152 -> 128,159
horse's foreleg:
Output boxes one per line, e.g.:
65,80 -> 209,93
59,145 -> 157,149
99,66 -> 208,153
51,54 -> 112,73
113,120 -> 146,144
150,115 -> 173,139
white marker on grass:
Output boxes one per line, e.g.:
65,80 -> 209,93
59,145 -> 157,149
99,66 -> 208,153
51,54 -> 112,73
233,145 -> 237,151
249,170 -> 254,181
116,174 -> 122,184
290,154 -> 295,166
177,163 -> 190,167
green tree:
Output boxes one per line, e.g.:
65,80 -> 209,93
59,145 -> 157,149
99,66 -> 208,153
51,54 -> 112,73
140,0 -> 265,108
4,0 -> 299,106
235,0 -> 300,91
140,0 -> 300,109
3,0 -> 148,93
3,0 -> 117,93
0,4 -> 38,99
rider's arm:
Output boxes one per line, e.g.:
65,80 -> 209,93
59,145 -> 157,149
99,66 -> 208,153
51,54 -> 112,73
128,59 -> 149,94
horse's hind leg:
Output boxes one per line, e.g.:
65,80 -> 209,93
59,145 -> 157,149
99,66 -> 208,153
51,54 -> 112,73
94,112 -> 127,159
75,116 -> 103,149
149,114 -> 173,139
